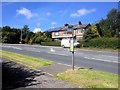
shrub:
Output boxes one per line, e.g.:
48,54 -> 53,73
41,41 -> 61,46
80,37 -> 119,49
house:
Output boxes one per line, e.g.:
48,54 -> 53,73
47,22 -> 91,41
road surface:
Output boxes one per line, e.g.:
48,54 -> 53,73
0,44 -> 119,74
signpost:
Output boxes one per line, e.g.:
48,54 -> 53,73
67,25 -> 75,70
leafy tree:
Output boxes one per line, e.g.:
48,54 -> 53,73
22,25 -> 30,41
44,31 -> 51,38
99,9 -> 120,37
2,26 -> 21,43
32,32 -> 44,44
2,26 -> 11,32
83,25 -> 99,40
25,32 -> 34,43
96,23 -> 102,37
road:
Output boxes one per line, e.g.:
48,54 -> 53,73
0,44 -> 119,74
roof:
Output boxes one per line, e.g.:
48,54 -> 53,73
46,26 -> 64,32
46,24 -> 91,32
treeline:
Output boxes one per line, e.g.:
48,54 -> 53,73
79,9 -> 120,49
0,25 -> 52,44
83,9 -> 120,40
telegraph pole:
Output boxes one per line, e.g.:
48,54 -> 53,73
21,28 -> 22,44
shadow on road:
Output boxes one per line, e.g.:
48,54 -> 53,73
2,58 -> 43,90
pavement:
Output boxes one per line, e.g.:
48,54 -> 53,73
0,44 -> 119,74
39,63 -> 74,76
2,58 -> 75,89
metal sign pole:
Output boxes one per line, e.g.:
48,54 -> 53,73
67,24 -> 75,70
72,49 -> 74,70
72,28 -> 74,70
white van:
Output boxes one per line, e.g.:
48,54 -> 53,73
61,38 -> 80,48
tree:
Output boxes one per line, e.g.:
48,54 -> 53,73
2,26 -> 11,32
25,32 -> 34,43
96,23 -> 102,37
83,25 -> 99,40
2,26 -> 21,43
99,9 -> 120,37
32,32 -> 44,44
22,25 -> 30,41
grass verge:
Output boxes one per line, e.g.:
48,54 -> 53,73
0,50 -> 54,69
55,69 -> 118,88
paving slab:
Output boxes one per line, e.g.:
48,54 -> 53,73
2,58 -> 75,89
39,63 -> 72,75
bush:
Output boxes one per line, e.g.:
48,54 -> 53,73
41,41 -> 61,46
80,37 -> 119,49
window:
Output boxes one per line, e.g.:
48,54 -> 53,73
78,29 -> 82,34
54,32 -> 59,36
63,31 -> 67,35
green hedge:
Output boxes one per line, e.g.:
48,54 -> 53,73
80,38 -> 119,49
41,41 -> 61,46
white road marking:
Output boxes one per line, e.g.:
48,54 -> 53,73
47,52 -> 69,56
84,57 -> 119,63
57,63 -> 80,68
2,46 -> 22,50
50,48 -> 55,52
101,55 -> 118,58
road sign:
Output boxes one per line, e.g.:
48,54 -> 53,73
70,38 -> 74,52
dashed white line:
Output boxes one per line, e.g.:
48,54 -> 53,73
2,46 -> 22,50
84,57 -> 119,63
57,63 -> 80,68
101,55 -> 118,58
47,52 -> 69,56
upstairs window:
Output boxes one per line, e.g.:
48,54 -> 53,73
54,32 -> 59,36
78,29 -> 82,34
63,31 -> 67,35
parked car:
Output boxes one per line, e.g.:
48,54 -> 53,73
61,38 -> 80,48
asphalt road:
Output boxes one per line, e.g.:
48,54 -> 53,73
1,44 -> 119,74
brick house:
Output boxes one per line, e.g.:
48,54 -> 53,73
47,22 -> 91,41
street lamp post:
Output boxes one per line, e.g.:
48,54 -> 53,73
21,28 -> 22,44
68,25 -> 75,70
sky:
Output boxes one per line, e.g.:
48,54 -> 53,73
2,2 -> 118,32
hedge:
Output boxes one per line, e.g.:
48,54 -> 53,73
41,41 -> 61,46
80,37 -> 119,49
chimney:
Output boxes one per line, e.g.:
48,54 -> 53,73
78,21 -> 82,25
64,23 -> 69,26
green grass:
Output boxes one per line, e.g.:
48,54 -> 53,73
0,50 -> 54,69
56,68 -> 118,88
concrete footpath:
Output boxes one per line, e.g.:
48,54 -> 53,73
2,58 -> 76,89
39,63 -> 73,76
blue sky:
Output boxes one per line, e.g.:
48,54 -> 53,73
2,2 -> 118,32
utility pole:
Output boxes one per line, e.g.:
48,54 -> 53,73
21,28 -> 22,44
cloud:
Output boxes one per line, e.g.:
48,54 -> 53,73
37,22 -> 40,27
51,27 -> 55,28
51,22 -> 57,25
16,7 -> 38,19
46,12 -> 50,16
33,28 -> 42,33
71,8 -> 96,17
